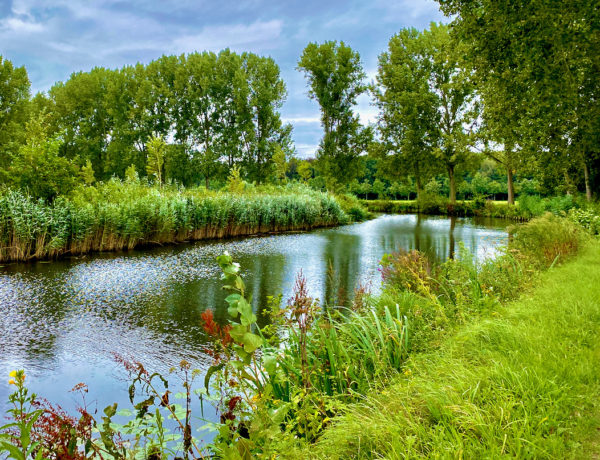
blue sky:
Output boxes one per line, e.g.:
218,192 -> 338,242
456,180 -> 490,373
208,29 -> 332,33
0,0 -> 446,158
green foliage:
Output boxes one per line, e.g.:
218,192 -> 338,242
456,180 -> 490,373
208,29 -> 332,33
0,56 -> 30,174
8,113 -> 78,201
0,182 -> 348,262
510,213 -> 583,268
124,163 -> 139,183
297,240 -> 600,459
298,41 -> 370,186
568,207 -> 600,235
334,193 -> 370,222
226,164 -> 246,194
145,135 -> 166,185
80,160 -> 95,186
438,0 -> 600,201
0,371 -> 44,460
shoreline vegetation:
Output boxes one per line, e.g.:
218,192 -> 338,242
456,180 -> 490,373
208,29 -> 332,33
362,193 -> 597,221
2,212 -> 598,458
0,181 -> 365,263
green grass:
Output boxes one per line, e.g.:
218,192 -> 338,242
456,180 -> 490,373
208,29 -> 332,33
295,241 -> 600,459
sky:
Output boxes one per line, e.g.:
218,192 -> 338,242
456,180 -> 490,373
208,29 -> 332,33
0,0 -> 446,158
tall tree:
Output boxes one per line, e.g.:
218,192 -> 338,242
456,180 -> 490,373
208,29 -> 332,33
374,28 -> 441,198
427,23 -> 479,203
0,56 -> 31,176
243,53 -> 290,183
49,67 -> 113,177
438,0 -> 600,200
298,41 -> 370,188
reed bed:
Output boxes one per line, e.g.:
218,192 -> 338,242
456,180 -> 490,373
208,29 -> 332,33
0,182 -> 348,262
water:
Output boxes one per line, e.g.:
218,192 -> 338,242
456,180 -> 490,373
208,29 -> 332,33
0,214 -> 508,420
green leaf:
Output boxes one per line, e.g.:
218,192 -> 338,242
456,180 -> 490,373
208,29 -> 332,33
242,332 -> 263,353
223,262 -> 240,275
225,293 -> 242,305
238,298 -> 257,325
204,363 -> 225,393
229,324 -> 248,342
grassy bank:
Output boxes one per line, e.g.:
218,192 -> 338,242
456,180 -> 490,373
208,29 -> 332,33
0,181 -> 354,263
298,241 -> 600,458
363,198 -> 517,218
362,194 -> 593,221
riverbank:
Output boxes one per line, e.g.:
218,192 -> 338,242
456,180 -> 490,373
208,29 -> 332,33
362,198 -> 529,220
295,239 -> 600,458
0,181 -> 364,263
1,215 -> 596,458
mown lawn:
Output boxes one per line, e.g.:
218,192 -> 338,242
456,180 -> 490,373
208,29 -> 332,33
299,241 -> 600,459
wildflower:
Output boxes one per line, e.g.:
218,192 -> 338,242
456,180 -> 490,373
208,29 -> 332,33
9,370 -> 17,378
8,379 -> 15,385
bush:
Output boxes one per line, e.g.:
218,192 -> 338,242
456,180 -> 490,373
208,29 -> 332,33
334,193 -> 370,222
417,192 -> 448,214
568,207 -> 600,235
510,213 -> 583,267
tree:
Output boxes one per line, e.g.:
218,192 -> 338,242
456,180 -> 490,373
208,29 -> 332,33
146,135 -> 166,185
9,112 -> 78,200
226,164 -> 245,193
372,179 -> 386,199
243,53 -> 290,183
375,24 -> 478,203
272,144 -> 288,184
80,159 -> 96,185
125,164 -> 139,183
438,0 -> 600,200
49,67 -> 113,178
297,160 -> 313,182
0,56 -> 31,176
298,41 -> 370,188
426,23 -> 479,203
374,29 -> 441,198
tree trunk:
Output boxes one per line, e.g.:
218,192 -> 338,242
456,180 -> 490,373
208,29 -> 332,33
584,161 -> 592,202
448,165 -> 456,204
415,177 -> 423,201
507,166 -> 515,205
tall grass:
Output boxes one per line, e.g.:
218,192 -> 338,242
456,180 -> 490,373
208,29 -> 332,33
0,181 -> 348,262
299,240 -> 600,459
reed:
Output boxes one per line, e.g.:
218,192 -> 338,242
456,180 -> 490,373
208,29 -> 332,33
0,181 -> 348,262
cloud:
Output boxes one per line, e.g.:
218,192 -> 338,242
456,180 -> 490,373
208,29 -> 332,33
295,143 -> 319,159
0,17 -> 45,33
282,116 -> 321,124
171,20 -> 284,54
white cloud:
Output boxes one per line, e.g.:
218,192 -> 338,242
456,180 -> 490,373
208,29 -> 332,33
0,17 -> 45,34
282,116 -> 320,124
295,143 -> 319,159
171,20 -> 284,54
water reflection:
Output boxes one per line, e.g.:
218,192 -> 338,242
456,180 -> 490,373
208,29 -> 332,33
0,214 -> 508,415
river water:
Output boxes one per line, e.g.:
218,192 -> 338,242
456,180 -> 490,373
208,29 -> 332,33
0,214 -> 509,419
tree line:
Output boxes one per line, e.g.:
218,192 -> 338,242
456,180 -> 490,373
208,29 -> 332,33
0,0 -> 598,202
0,50 -> 291,199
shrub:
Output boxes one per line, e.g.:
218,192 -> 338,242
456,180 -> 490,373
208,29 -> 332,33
417,192 -> 448,214
334,193 -> 369,222
510,213 -> 583,267
568,207 -> 600,235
